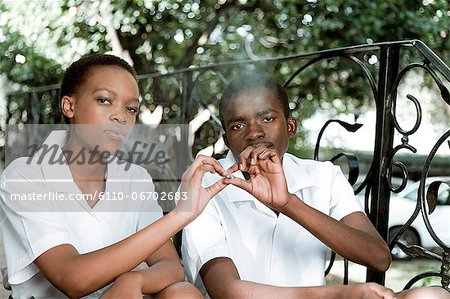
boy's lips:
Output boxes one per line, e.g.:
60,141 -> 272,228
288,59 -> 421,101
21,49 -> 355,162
247,142 -> 274,149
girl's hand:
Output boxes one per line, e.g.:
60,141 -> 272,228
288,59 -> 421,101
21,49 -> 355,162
174,155 -> 228,223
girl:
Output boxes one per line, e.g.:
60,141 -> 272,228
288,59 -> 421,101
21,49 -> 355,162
0,54 -> 227,298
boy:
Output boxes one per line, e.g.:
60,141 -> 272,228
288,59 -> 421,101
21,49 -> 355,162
181,75 -> 449,298
0,54 -> 227,298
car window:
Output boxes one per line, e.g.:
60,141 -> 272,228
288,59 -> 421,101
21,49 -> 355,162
405,180 -> 450,205
353,177 -> 414,197
403,189 -> 417,201
437,185 -> 450,205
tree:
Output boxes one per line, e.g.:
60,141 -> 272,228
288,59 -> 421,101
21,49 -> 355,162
1,0 -> 448,83
1,0 -> 449,151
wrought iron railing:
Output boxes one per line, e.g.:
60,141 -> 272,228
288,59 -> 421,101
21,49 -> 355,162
2,40 -> 450,289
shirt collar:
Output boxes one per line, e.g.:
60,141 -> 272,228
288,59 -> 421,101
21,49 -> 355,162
33,130 -> 74,192
221,151 -> 315,202
282,153 -> 315,193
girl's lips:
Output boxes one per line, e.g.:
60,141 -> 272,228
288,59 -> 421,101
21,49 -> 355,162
104,129 -> 125,142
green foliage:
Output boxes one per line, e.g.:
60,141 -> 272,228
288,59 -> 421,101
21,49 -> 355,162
2,0 -> 448,84
1,0 -> 449,154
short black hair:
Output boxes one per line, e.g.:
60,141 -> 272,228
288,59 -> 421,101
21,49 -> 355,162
219,74 -> 290,129
59,53 -> 137,123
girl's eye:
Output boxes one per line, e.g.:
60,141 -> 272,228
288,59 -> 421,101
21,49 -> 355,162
97,97 -> 111,104
127,106 -> 138,114
262,117 -> 274,123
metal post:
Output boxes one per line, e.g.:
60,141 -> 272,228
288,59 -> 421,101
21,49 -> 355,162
178,71 -> 194,174
366,45 -> 400,284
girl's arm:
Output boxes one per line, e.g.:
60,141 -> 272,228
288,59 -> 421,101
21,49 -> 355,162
99,240 -> 185,298
34,155 -> 227,298
141,239 -> 185,294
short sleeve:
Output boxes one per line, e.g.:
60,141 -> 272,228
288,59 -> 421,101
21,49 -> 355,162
181,197 -> 230,284
329,164 -> 364,220
0,163 -> 71,285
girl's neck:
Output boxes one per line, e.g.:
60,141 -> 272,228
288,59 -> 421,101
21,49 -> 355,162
63,138 -> 108,183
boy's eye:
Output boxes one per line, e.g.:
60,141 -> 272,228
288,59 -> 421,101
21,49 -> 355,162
97,97 -> 111,104
262,117 -> 274,123
231,123 -> 245,131
126,106 -> 139,114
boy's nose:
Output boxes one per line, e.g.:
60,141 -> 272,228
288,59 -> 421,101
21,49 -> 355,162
245,124 -> 265,141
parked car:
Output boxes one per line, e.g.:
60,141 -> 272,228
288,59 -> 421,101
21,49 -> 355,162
354,176 -> 450,259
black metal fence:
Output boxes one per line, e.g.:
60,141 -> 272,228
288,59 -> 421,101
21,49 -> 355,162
3,40 -> 450,289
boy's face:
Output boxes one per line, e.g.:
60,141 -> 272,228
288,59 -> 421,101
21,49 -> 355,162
222,86 -> 297,160
61,65 -> 140,153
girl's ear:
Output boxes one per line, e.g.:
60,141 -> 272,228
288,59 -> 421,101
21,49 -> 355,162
287,117 -> 297,137
61,96 -> 75,119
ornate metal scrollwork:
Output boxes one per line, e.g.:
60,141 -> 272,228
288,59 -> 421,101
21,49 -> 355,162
387,54 -> 450,288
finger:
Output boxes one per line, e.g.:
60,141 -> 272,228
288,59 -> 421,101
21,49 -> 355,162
202,158 -> 226,175
193,155 -> 224,173
193,155 -> 225,175
199,161 -> 223,175
249,146 -> 268,165
223,163 -> 239,177
191,154 -> 208,168
258,147 -> 279,162
246,164 -> 261,175
237,146 -> 255,171
193,164 -> 220,179
205,178 -> 229,199
223,177 -> 252,194
367,283 -> 396,299
181,164 -> 217,193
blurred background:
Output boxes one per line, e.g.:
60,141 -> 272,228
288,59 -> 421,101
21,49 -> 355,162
0,0 -> 449,296
1,0 -> 449,161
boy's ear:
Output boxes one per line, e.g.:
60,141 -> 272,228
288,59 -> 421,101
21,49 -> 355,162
222,133 -> 230,149
287,117 -> 297,137
61,96 -> 75,119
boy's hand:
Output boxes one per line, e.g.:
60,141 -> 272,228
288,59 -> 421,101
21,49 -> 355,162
174,155 -> 228,223
341,283 -> 396,299
224,145 -> 290,210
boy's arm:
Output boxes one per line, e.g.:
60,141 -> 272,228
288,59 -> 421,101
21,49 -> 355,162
200,257 -> 395,299
280,197 -> 391,272
31,155 -> 227,298
224,146 -> 391,272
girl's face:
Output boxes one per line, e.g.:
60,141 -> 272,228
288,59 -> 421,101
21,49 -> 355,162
62,65 -> 140,154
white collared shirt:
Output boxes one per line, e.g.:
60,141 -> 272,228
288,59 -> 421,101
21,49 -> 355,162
0,130 -> 162,299
182,151 -> 363,296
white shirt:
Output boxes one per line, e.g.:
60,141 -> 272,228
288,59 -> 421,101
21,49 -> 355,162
182,151 -> 363,296
0,131 -> 162,299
